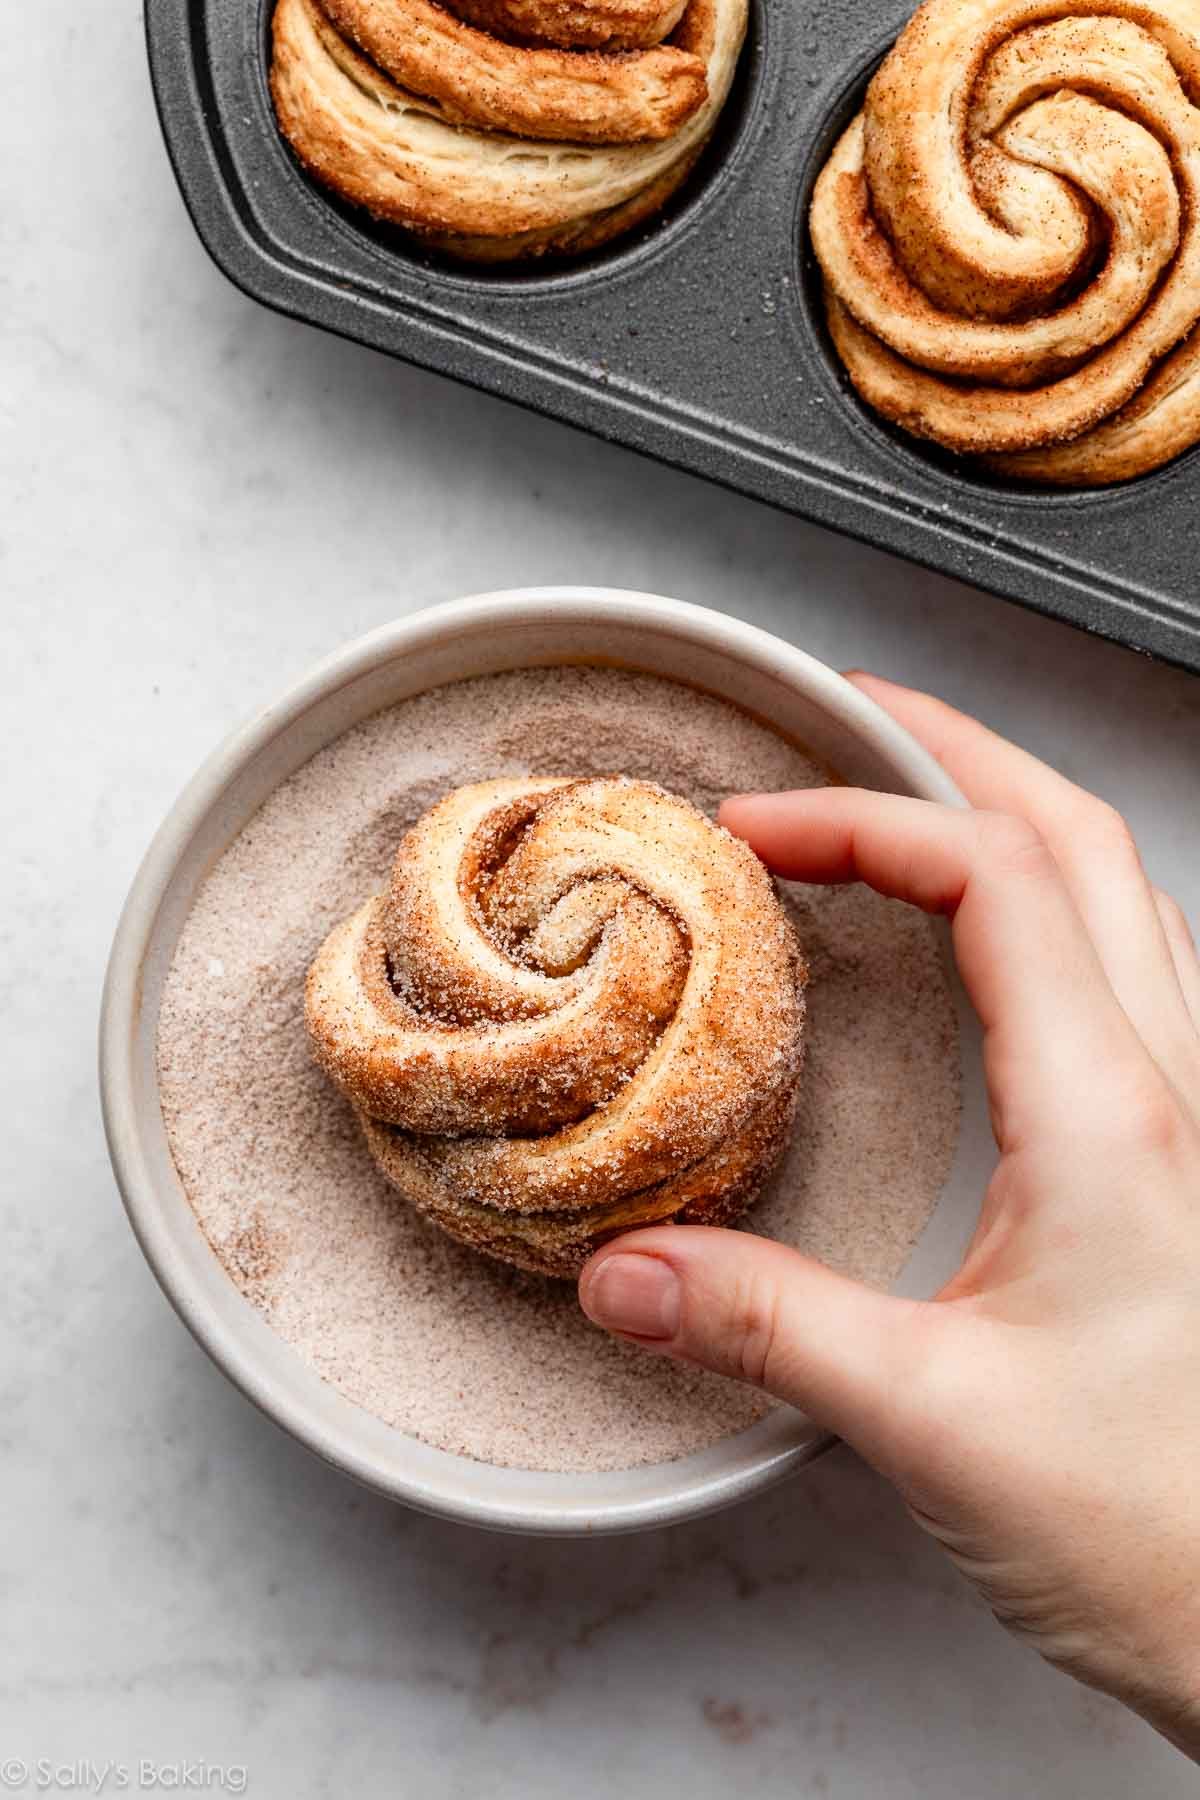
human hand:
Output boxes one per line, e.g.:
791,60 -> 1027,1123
578,675 -> 1200,1759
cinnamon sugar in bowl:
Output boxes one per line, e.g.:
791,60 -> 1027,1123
100,590 -> 991,1534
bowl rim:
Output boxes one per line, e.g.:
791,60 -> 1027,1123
99,587 -> 968,1534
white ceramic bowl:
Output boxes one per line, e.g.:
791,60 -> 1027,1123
100,589 -> 991,1535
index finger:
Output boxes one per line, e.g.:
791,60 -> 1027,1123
843,673 -> 1200,1093
719,787 -> 1151,1150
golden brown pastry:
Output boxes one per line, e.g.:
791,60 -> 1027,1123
306,776 -> 807,1276
270,0 -> 748,262
809,0 -> 1200,485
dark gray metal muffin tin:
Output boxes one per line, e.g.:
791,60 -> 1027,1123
148,0 -> 1200,670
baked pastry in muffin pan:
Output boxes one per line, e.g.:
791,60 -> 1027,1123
810,0 -> 1200,486
305,776 -> 807,1277
270,0 -> 749,262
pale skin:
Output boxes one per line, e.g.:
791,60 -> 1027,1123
578,673 -> 1200,1760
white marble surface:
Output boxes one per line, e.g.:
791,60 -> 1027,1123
4,5 -> 1200,1796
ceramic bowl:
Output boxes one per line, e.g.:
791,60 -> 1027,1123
100,588 -> 990,1534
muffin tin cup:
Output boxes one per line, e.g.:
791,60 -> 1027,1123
100,588 -> 993,1533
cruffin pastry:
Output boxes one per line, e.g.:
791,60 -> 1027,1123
271,0 -> 748,261
305,776 -> 807,1276
810,0 -> 1200,485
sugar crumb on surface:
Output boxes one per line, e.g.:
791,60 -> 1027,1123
156,666 -> 961,1474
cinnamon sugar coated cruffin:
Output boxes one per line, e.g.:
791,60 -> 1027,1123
306,775 -> 809,1276
268,0 -> 747,261
156,668 -> 961,1474
810,0 -> 1200,485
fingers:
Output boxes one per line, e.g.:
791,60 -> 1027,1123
1155,888 -> 1200,1042
844,673 -> 1200,1087
718,787 -> 1148,1148
578,1226 -> 919,1469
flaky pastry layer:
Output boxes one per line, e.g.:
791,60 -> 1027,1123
270,0 -> 747,260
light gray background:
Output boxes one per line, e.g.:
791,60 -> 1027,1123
4,6 -> 1199,1797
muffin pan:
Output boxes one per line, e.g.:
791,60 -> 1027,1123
147,0 -> 1200,671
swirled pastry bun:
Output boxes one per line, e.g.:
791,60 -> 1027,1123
270,0 -> 748,262
809,0 -> 1200,485
306,776 -> 807,1276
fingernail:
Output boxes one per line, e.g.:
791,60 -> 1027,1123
581,1254 -> 681,1341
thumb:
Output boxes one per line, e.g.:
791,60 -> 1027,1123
578,1226 -> 917,1468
